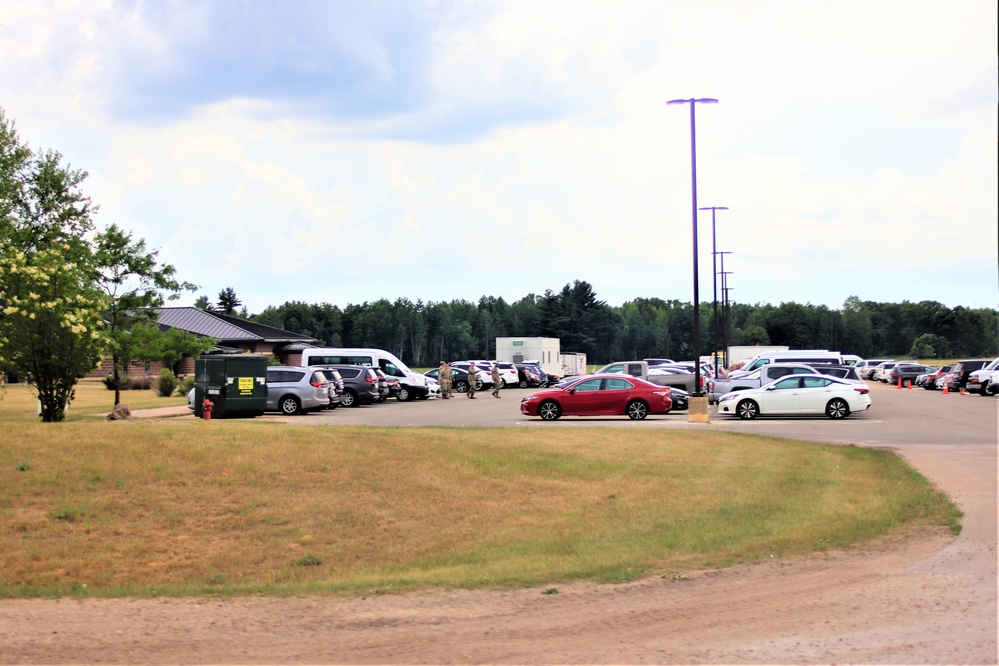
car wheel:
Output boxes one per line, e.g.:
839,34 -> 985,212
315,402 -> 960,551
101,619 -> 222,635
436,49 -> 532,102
340,390 -> 357,407
626,400 -> 649,420
736,399 -> 758,420
826,398 -> 850,419
279,395 -> 301,416
982,381 -> 995,397
454,380 -> 469,393
539,381 -> 548,388
397,386 -> 411,402
538,400 -> 561,421
475,380 -> 484,391
498,379 -> 506,389
518,379 -> 529,388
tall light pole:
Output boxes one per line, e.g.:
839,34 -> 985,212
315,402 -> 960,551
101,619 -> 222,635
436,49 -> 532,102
699,206 -> 727,379
668,97 -> 717,405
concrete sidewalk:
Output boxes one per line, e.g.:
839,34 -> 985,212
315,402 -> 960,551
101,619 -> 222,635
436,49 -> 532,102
129,405 -> 193,419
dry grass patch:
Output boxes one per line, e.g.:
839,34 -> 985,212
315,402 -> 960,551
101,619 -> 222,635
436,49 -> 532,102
0,402 -> 960,598
0,380 -> 187,420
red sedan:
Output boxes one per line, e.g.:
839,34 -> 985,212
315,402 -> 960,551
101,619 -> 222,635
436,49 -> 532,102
520,374 -> 673,421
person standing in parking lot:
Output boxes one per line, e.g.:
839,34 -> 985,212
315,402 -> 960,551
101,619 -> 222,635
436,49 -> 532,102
438,361 -> 452,399
491,362 -> 502,398
467,361 -> 477,399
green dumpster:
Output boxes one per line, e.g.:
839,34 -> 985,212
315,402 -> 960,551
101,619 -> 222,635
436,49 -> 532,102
194,355 -> 268,418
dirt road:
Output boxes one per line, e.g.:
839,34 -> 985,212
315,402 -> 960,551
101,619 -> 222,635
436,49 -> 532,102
1,383 -> 995,664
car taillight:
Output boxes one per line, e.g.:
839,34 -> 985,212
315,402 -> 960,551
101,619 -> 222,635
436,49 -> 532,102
854,387 -> 869,394
311,380 -> 323,388
365,376 -> 377,383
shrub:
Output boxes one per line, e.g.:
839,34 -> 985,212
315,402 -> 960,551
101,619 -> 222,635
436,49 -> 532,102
102,374 -> 121,391
125,374 -> 151,390
176,375 -> 196,397
156,369 -> 178,397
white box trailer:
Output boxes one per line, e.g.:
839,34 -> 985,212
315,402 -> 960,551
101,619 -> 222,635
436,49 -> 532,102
560,351 -> 587,377
727,345 -> 788,368
495,337 -> 561,377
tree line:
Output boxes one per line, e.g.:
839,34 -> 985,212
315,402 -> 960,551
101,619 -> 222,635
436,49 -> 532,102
251,283 -> 998,367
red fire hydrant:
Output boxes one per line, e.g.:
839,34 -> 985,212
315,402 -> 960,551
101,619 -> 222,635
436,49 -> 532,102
202,397 -> 214,420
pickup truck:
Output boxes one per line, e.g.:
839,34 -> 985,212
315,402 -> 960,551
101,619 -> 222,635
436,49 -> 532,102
708,363 -> 821,404
595,361 -> 700,393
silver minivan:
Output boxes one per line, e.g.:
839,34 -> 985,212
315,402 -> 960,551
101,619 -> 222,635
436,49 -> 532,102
266,366 -> 330,415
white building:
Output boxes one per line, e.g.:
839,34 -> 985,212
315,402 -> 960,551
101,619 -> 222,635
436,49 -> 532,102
495,337 -> 561,377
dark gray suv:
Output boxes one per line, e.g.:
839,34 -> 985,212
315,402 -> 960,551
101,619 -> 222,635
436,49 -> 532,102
322,365 -> 381,407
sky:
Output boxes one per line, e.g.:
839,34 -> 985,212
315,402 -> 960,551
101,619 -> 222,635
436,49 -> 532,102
1,0 -> 996,315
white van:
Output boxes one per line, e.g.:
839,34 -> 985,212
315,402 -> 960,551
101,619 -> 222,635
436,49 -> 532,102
735,350 -> 844,375
300,347 -> 428,401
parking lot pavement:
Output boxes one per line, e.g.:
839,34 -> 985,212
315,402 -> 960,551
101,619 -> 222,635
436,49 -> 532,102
198,381 -> 996,446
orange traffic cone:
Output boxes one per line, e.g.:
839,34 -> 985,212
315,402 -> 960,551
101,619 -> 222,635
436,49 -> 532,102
907,379 -> 913,390
897,378 -> 903,389
942,383 -> 949,395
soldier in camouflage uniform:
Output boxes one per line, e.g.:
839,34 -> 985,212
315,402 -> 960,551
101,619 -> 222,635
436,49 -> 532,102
438,361 -> 452,398
491,362 -> 502,398
466,362 -> 477,398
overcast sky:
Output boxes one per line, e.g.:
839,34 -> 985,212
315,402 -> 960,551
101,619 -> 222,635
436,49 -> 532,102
2,1 -> 996,314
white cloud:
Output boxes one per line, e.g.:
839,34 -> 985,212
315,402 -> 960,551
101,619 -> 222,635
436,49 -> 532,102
1,0 -> 995,313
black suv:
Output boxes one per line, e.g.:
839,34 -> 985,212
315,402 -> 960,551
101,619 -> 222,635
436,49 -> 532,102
945,360 -> 989,392
888,364 -> 935,388
321,365 -> 381,407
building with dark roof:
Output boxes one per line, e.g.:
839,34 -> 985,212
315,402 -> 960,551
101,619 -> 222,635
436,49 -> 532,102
88,307 -> 318,379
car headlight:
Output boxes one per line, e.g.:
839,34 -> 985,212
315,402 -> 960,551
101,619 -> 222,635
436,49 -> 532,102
718,393 -> 737,403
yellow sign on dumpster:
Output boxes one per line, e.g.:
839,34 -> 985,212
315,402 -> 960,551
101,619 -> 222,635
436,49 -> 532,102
238,376 -> 254,395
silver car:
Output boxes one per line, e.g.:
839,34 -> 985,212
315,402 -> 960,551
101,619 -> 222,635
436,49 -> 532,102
266,366 -> 329,415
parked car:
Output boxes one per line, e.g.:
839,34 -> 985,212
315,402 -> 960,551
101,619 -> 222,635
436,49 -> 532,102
708,363 -> 821,404
980,369 -> 999,397
321,365 -> 381,407
495,362 -> 520,389
935,372 -> 957,390
857,359 -> 894,380
450,361 -> 493,387
426,366 -> 483,394
265,366 -> 330,415
945,359 -> 991,392
668,387 -> 689,411
514,364 -> 543,389
462,360 -> 517,388
888,364 -> 936,388
809,364 -> 865,384
917,365 -> 950,389
965,357 -> 999,394
372,368 -> 391,402
873,362 -> 900,383
717,375 -> 872,420
516,362 -> 557,388
520,374 -> 673,421
316,368 -> 344,409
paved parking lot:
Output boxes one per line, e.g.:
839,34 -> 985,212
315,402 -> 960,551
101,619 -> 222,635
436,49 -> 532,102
254,380 -> 998,449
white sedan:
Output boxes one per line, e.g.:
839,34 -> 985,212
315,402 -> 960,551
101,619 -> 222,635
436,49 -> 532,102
717,375 -> 872,420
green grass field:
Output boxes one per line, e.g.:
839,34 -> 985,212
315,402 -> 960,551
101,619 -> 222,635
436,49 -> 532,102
0,382 -> 961,598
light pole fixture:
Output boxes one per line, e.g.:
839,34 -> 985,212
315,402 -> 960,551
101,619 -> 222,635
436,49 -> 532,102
667,97 -> 718,401
699,206 -> 728,379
